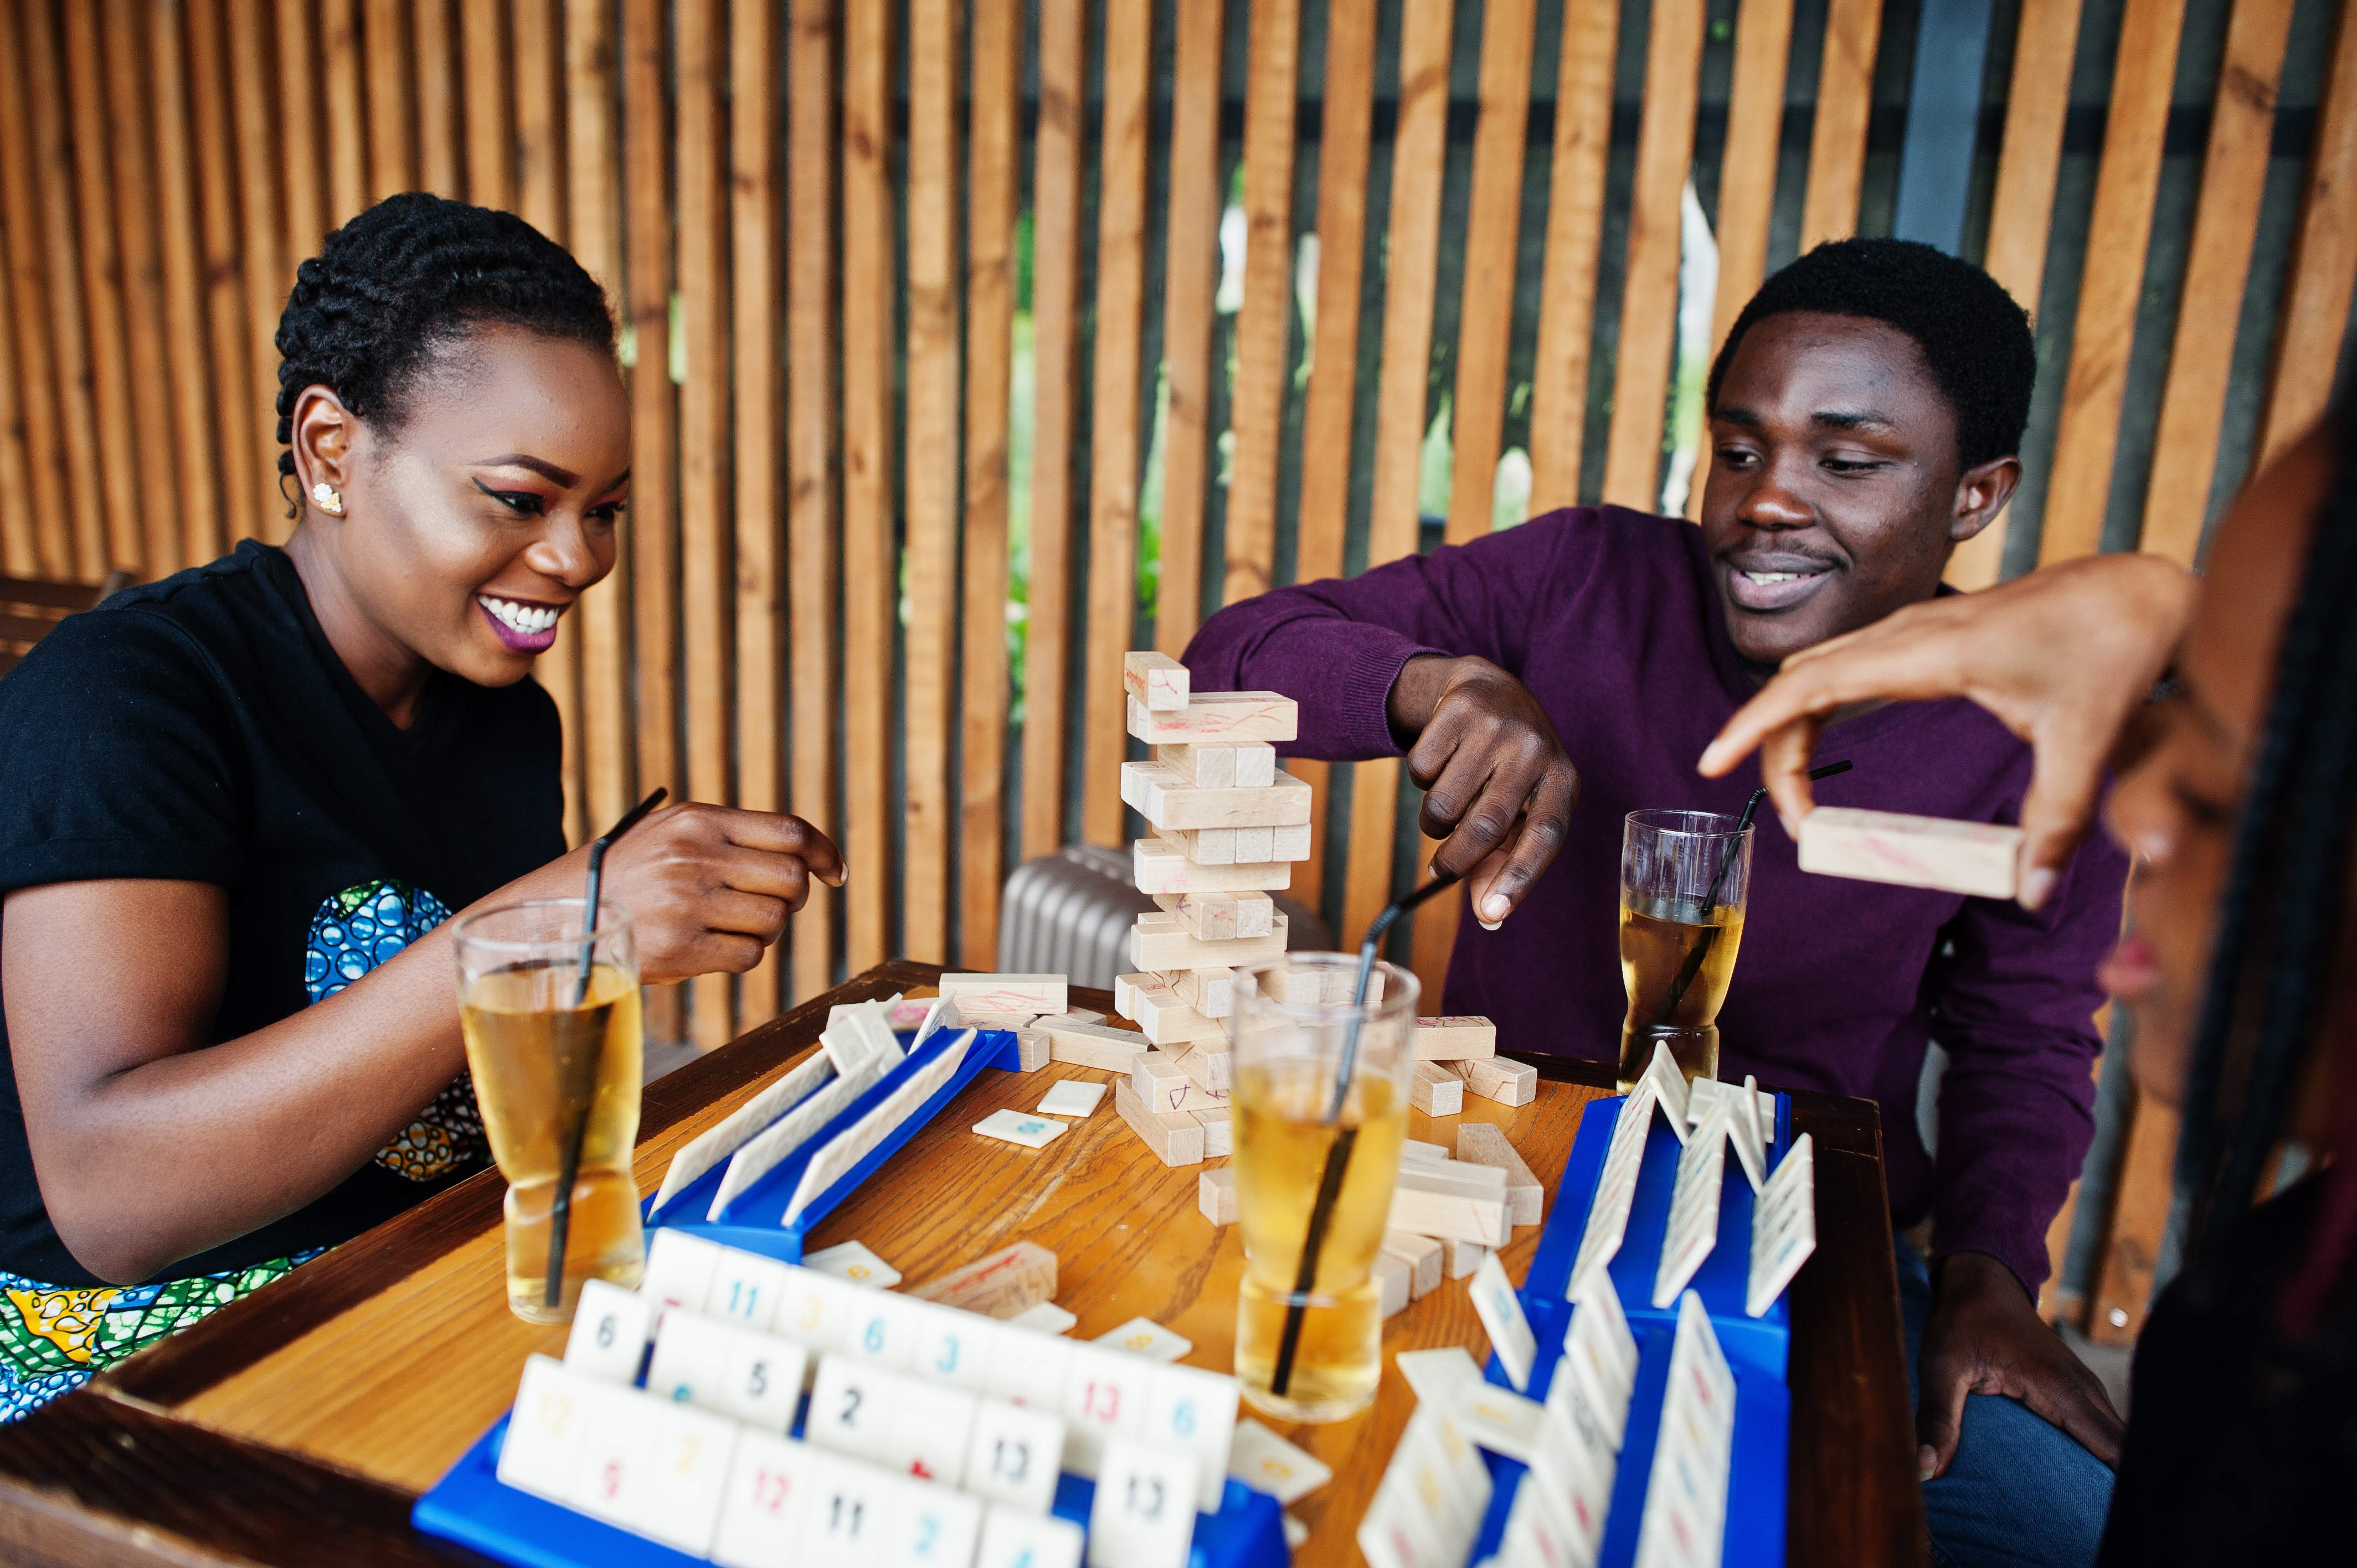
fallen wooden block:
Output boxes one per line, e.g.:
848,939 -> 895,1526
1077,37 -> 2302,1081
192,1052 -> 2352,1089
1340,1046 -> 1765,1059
1401,1139 -> 1452,1165
1032,1008 -> 1108,1030
1382,1231 -> 1445,1300
1798,806 -> 2021,900
959,1009 -> 1041,1030
1409,1060 -> 1465,1116
1121,762 -> 1312,832
1166,822 -> 1314,866
907,1240 -> 1058,1319
1042,1017 -> 1154,1072
1177,1044 -> 1233,1094
1444,1237 -> 1488,1279
1155,741 -> 1276,789
1449,1056 -> 1538,1108
1133,834 -> 1292,895
1454,1122 -> 1543,1229
939,973 -> 1069,1015
1388,1167 -> 1510,1246
1114,1077 -> 1207,1167
1412,1015 -> 1498,1061
1010,1028 -> 1051,1071
1123,650 -> 1189,711
1113,973 -> 1226,1046
1154,889 -> 1277,941
1199,1165 -> 1238,1225
1132,1051 -> 1228,1116
1196,1105 -> 1232,1157
1125,690 -> 1300,745
1372,1250 -> 1412,1318
1130,912 -> 1288,972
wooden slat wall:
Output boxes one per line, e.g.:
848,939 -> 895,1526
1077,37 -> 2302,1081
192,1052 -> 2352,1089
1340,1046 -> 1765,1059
0,0 -> 73,579
1526,0 -> 1619,517
2259,0 -> 2357,466
1155,0 -> 1228,657
1798,0 -> 1882,250
1223,0 -> 1297,615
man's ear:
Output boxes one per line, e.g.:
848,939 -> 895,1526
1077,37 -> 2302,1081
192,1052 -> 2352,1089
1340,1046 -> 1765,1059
1948,455 -> 2022,544
290,386 -> 357,506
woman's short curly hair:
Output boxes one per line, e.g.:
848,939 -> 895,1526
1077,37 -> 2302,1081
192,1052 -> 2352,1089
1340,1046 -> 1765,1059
273,193 -> 615,491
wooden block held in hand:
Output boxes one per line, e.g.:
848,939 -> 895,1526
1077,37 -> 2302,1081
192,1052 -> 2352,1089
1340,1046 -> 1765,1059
1455,1122 -> 1544,1228
1133,835 -> 1292,894
1409,1060 -> 1465,1116
1449,1056 -> 1538,1108
1125,690 -> 1300,745
1130,912 -> 1288,972
1798,806 -> 2021,899
1156,741 -> 1277,788
1412,1016 -> 1498,1061
1121,763 -> 1312,831
1382,1231 -> 1445,1299
1043,1018 -> 1154,1072
1199,1167 -> 1238,1225
1123,651 -> 1190,711
907,1240 -> 1058,1319
1114,1078 -> 1207,1167
1155,889 -> 1277,941
940,973 -> 1069,1014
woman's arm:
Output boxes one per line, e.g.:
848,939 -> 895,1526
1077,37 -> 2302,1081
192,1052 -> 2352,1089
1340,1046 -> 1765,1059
3,802 -> 842,1283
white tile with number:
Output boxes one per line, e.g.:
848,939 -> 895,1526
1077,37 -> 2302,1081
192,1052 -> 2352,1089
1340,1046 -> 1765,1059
1088,1438 -> 1201,1568
974,1507 -> 1086,1568
563,1278 -> 653,1384
962,1397 -> 1069,1515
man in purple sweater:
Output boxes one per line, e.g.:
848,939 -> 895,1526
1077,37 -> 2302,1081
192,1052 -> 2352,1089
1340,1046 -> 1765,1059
1189,240 -> 2127,1567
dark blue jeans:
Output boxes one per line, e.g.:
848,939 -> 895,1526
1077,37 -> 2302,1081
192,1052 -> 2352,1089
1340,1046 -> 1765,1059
1895,1234 -> 2115,1568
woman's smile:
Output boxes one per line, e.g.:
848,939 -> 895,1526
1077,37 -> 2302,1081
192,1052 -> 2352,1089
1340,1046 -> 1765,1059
474,593 -> 565,654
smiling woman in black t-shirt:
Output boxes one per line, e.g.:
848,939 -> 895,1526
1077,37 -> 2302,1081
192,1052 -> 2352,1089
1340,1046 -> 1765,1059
0,195 -> 842,1419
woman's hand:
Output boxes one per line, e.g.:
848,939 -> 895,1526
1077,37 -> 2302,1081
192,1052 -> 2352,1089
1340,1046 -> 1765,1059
1387,654 -> 1581,924
1697,554 -> 2198,909
517,803 -> 846,983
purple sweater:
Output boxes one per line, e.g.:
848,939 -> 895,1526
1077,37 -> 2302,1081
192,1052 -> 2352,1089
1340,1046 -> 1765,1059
1186,507 -> 2126,1293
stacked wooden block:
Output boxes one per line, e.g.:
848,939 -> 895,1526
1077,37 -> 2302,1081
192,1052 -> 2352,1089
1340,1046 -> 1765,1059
1107,652 -> 1310,1169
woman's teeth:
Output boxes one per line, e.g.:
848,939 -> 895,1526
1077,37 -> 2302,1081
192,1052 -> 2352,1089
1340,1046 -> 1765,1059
477,595 -> 560,635
1741,570 -> 1804,584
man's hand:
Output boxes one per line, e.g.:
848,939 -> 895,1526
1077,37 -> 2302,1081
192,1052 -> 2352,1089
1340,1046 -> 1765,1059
1916,1251 -> 2123,1481
1386,655 -> 1579,924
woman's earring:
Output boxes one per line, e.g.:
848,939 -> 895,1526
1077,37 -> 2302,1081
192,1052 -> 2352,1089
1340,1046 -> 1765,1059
311,481 -> 344,515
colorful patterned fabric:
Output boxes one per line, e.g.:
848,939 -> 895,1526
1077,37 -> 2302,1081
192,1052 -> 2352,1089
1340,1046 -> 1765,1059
0,1251 -> 321,1421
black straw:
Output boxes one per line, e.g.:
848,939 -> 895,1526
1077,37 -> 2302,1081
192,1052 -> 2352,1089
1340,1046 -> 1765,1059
547,787 -> 666,1308
1270,873 -> 1458,1399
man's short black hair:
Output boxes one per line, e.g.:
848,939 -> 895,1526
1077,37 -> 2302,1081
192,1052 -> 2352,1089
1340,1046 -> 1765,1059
1705,238 -> 2036,471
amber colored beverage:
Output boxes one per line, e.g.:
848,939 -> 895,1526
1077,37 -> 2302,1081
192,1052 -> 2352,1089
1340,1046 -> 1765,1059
461,957 -> 646,1322
1616,896 -> 1747,1087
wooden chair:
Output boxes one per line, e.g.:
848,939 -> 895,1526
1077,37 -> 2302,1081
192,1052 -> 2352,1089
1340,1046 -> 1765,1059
0,570 -> 131,678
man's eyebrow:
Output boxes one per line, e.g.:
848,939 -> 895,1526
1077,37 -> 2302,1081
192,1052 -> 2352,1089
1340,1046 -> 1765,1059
1713,405 -> 1765,428
472,453 -> 581,486
1810,409 -> 1900,432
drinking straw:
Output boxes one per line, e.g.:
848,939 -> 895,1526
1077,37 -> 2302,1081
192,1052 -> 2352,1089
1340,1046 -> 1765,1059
547,787 -> 667,1308
1646,760 -> 1852,1029
1270,873 -> 1458,1399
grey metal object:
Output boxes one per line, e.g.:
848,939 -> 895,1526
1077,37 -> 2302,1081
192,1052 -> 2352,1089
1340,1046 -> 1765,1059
996,844 -> 1333,990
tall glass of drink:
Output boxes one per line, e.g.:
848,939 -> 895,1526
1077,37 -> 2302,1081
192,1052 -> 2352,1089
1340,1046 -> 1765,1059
1229,953 -> 1417,1423
452,899 -> 646,1323
1617,809 -> 1754,1089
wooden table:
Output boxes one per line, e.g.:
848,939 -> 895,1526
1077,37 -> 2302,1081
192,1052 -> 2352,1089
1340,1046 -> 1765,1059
0,962 -> 1928,1566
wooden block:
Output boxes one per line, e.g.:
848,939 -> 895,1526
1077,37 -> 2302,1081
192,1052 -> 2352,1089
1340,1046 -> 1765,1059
1123,650 -> 1189,711
1382,1231 -> 1445,1300
1155,741 -> 1277,788
1449,1056 -> 1538,1108
1409,1060 -> 1465,1116
1388,1168 -> 1510,1246
1177,1045 -> 1233,1094
1032,1008 -> 1108,1029
1131,1051 -> 1228,1116
1133,835 -> 1293,895
1125,690 -> 1300,745
1172,966 -> 1238,1019
1120,762 -> 1311,831
1113,973 -> 1226,1046
1130,912 -> 1288,972
960,1009 -> 1041,1030
1154,889 -> 1277,941
1114,1078 -> 1206,1167
1797,806 -> 2021,900
1167,823 -> 1312,865
1267,822 -> 1313,862
1371,1250 -> 1412,1318
1196,1105 -> 1232,1157
1043,1018 -> 1154,1072
1412,1016 -> 1499,1061
1011,1029 -> 1051,1072
1401,1139 -> 1452,1165
1409,1158 -> 1508,1191
1455,1122 -> 1544,1229
1198,1166 -> 1238,1225
940,973 -> 1069,1014
1445,1237 -> 1488,1279
907,1240 -> 1058,1319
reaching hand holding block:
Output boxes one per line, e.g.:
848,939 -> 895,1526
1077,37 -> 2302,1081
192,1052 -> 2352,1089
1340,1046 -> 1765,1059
1798,805 -> 2023,899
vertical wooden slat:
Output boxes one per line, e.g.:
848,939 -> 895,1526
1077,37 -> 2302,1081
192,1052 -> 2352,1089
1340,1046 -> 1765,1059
733,0 -> 785,1013
841,0 -> 894,970
567,0 -> 631,833
18,0 -> 111,577
624,0 -> 679,816
0,202 -> 32,574
2086,1091 -> 2180,1344
961,0 -> 1023,967
323,0 -> 369,224
462,1 -> 514,211
1286,0 -> 1379,908
1021,0 -> 1085,860
1222,0 -> 1295,611
275,0 -> 328,274
1081,0 -> 1155,848
367,0 -> 416,203
905,0 -> 963,961
414,0 -> 462,197
678,0 -> 733,1044
1946,0 -> 2083,590
2139,0 -> 2296,566
1797,0 -> 1881,249
0,0 -> 73,579
2257,0 -> 2357,463
1600,0 -> 1706,512
2037,0 -> 2189,567
1527,0 -> 1622,516
100,0 -> 185,577
1340,0 -> 1455,946
225,0 -> 290,542
787,0 -> 838,999
184,0 -> 258,547
1155,0 -> 1229,652
148,0 -> 227,570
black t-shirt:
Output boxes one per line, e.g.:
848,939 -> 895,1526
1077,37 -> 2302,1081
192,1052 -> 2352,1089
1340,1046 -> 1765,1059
0,541 -> 564,1285
2098,1173 -> 2357,1565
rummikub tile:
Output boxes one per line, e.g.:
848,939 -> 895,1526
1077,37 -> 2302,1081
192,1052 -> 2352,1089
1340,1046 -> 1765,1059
632,1397 -> 740,1555
975,1107 -> 1071,1148
804,1238 -> 904,1290
883,1482 -> 985,1568
1451,1380 -> 1545,1462
713,1326 -> 810,1432
709,1429 -> 816,1566
806,1354 -> 898,1464
1727,1073 -> 1768,1191
1087,1438 -> 1202,1568
1059,1343 -> 1152,1474
498,1355 -> 590,1503
1227,1417 -> 1331,1504
775,1263 -> 855,1353
640,1228 -> 724,1318
708,1247 -> 790,1327
1654,1106 -> 1730,1308
1470,1251 -> 1538,1391
962,1396 -> 1069,1515
1095,1316 -> 1192,1362
1394,1345 -> 1483,1404
655,1050 -> 834,1212
1144,1361 -> 1241,1512
646,1309 -> 733,1407
1011,1300 -> 1078,1336
563,1277 -> 652,1383
840,1289 -> 921,1372
974,1507 -> 1086,1568
1747,1131 -> 1818,1317
880,1376 -> 980,1486
1038,1079 -> 1107,1117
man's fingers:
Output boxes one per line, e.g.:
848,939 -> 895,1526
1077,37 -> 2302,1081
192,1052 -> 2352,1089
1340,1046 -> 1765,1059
1473,770 -> 1576,921
1429,773 -> 1527,881
1915,1365 -> 1969,1481
1754,716 -> 1830,839
698,888 -> 794,943
1415,743 -> 1494,842
2015,735 -> 2108,911
708,843 -> 815,909
2016,1359 -> 2126,1471
717,808 -> 847,885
